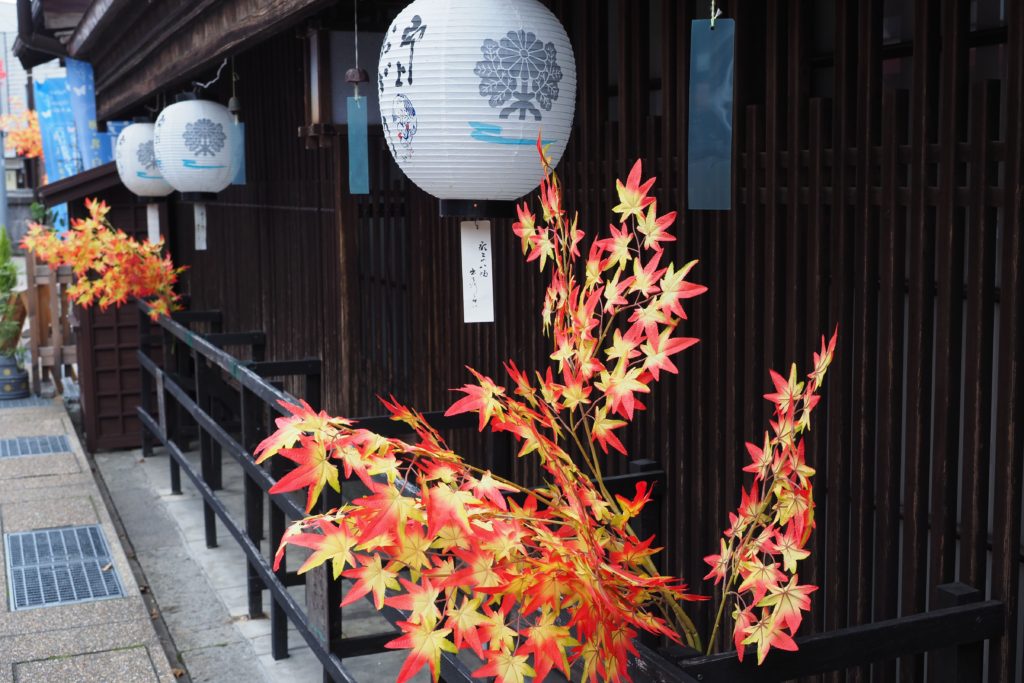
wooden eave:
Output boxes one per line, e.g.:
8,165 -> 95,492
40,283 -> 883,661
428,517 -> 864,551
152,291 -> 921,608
70,0 -> 337,120
38,161 -> 120,207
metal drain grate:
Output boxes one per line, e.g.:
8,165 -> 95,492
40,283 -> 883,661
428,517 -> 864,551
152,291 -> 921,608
4,525 -> 125,611
0,436 -> 71,459
0,397 -> 53,409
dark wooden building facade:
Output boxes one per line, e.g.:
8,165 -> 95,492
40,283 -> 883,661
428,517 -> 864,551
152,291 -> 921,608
48,0 -> 1024,679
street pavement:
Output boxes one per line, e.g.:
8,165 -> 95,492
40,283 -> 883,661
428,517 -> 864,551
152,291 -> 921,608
0,399 -> 177,683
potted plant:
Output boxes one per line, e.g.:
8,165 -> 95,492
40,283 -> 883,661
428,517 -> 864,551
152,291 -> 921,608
0,226 -> 29,399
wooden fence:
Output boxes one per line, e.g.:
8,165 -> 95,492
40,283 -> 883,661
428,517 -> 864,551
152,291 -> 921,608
339,3 -> 1024,680
166,1 -> 1023,680
25,257 -> 77,395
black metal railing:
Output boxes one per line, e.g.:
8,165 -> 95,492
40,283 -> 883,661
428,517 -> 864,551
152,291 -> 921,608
135,301 -> 1005,683
135,301 -> 663,681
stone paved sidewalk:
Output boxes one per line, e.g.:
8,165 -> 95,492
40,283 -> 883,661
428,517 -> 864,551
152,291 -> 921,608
0,399 -> 177,683
94,445 -> 426,683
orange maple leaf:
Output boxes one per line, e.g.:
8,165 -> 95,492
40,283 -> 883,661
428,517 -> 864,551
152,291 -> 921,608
473,651 -> 536,683
612,159 -> 656,221
385,619 -> 457,683
341,554 -> 400,610
288,519 -> 357,579
267,435 -> 339,513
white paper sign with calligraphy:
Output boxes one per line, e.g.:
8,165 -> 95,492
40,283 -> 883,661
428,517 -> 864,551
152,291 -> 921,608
460,220 -> 495,323
146,203 -> 161,244
194,204 -> 207,251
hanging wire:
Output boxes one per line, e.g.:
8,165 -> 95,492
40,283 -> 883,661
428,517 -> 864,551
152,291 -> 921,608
354,0 -> 360,71
710,0 -> 723,29
192,58 -> 229,92
353,0 -> 363,100
228,57 -> 241,121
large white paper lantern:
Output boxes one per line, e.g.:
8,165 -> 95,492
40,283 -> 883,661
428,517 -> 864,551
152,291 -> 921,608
115,122 -> 173,198
153,96 -> 238,199
379,0 -> 576,213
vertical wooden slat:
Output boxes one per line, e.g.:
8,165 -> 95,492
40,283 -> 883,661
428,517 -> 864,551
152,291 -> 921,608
718,0 -> 742,640
958,79 -> 999,593
825,3 -> 856,668
990,3 -> 1024,680
848,7 -> 882,669
803,95 -> 828,638
927,1 -> 971,627
901,1 -> 940,679
872,87 -> 908,683
784,1 -> 808,365
762,0 -> 781,382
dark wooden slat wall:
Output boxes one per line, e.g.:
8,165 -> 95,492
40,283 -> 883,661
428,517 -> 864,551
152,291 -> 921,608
170,30 -> 338,403
164,2 -> 1023,679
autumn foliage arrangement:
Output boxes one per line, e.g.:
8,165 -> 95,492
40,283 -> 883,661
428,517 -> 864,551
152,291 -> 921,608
254,143 -> 838,682
22,198 -> 185,319
0,107 -> 43,159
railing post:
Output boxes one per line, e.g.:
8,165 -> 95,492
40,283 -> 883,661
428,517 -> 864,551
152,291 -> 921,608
241,385 -> 266,619
268,456 -> 290,660
298,368 -> 342,675
931,583 -> 984,683
194,351 -> 218,548
208,373 -> 224,491
162,326 -> 182,495
139,305 -> 154,458
308,487 -> 344,679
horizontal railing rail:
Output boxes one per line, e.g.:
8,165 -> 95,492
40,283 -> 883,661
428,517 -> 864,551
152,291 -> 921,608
670,583 -> 1003,683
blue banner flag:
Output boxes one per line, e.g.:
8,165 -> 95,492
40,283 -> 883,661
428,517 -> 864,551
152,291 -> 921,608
34,76 -> 78,231
65,58 -> 110,169
34,77 -> 80,181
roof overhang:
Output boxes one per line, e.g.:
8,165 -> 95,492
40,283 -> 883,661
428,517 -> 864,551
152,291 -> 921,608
67,0 -> 339,120
12,0 -> 70,70
38,161 -> 120,207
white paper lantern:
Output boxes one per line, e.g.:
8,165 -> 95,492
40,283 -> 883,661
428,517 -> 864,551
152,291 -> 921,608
379,0 -> 576,208
114,122 -> 173,198
153,97 -> 239,198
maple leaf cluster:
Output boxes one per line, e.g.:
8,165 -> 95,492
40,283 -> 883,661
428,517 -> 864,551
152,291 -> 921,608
0,108 -> 43,159
703,332 -> 836,663
21,198 -> 185,320
258,393 -> 705,683
256,141 -> 837,681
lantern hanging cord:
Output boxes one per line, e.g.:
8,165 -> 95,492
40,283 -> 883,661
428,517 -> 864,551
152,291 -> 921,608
710,0 -> 723,29
354,0 -> 360,70
193,58 -> 229,92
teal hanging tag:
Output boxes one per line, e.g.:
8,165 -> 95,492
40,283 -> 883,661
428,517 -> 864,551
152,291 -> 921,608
347,96 -> 370,194
231,122 -> 246,185
687,18 -> 735,210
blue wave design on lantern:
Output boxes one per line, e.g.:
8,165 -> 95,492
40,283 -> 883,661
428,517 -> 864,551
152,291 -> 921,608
136,171 -> 164,179
469,122 -> 553,146
183,159 -> 227,169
